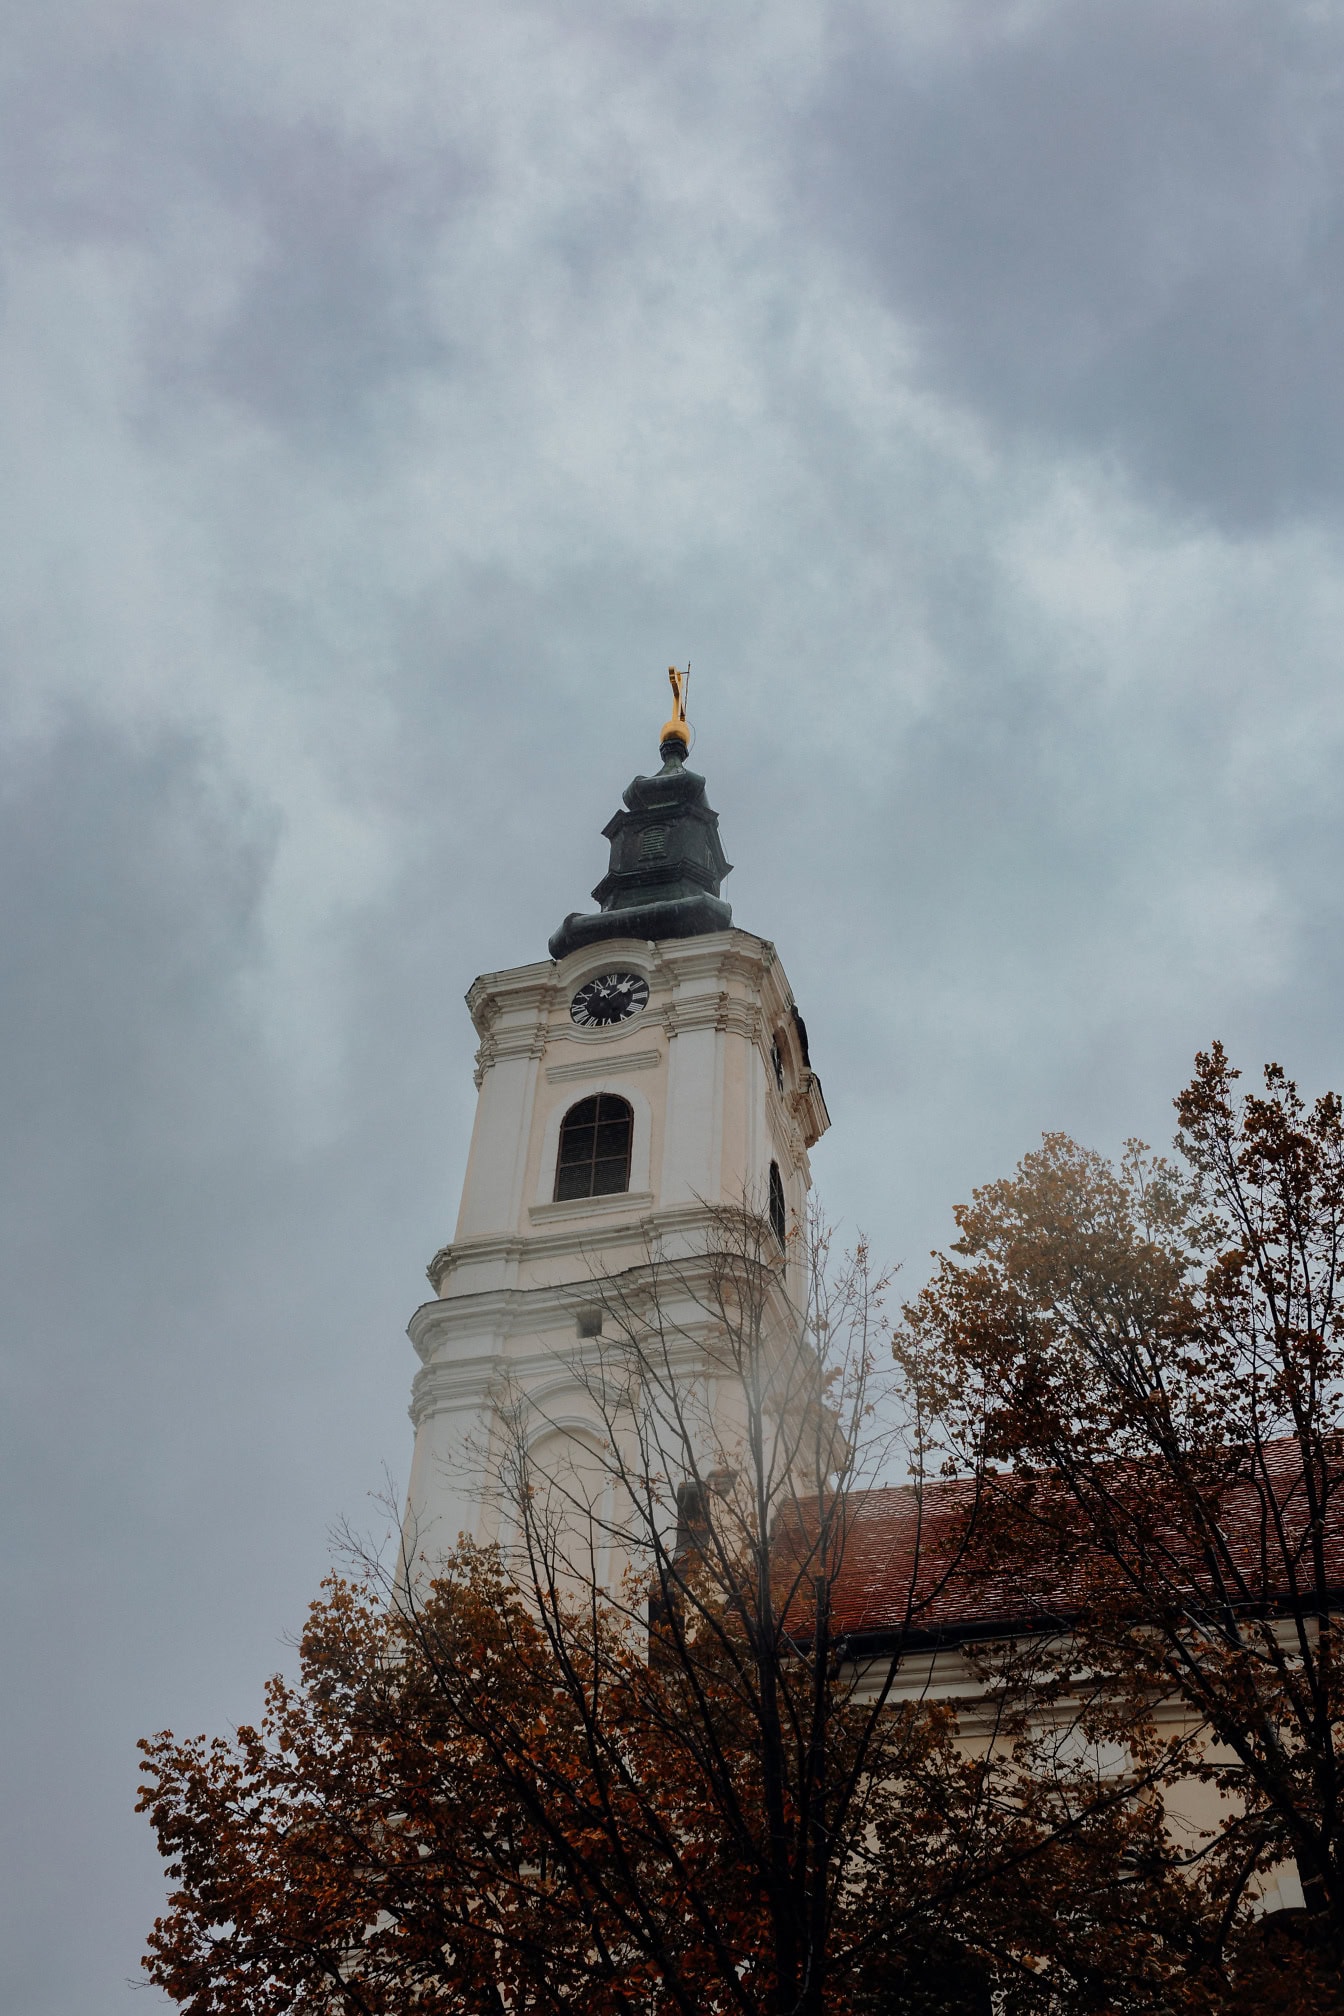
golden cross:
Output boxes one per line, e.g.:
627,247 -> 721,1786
663,664 -> 690,744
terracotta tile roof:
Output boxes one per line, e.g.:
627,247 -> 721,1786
776,1480 -> 1036,1644
780,1439 -> 1344,1646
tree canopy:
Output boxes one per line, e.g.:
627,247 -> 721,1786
141,1066 -> 1344,2013
901,1045 -> 1344,2000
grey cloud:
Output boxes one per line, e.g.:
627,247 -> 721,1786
6,5 -> 1344,2010
0,724 -> 280,2011
0,722 -> 431,2010
805,0 -> 1344,527
1,41 -> 470,440
198,126 -> 467,434
0,729 -> 274,1185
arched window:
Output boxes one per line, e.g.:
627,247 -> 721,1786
554,1094 -> 633,1202
768,1161 -> 786,1247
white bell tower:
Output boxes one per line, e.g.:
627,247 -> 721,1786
402,676 -> 829,1568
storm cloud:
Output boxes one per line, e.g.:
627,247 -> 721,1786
4,3 -> 1344,2007
810,0 -> 1344,528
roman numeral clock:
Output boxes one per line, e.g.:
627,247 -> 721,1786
569,971 -> 651,1026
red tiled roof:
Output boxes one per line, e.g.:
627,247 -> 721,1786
777,1479 -> 1038,1643
781,1439 -> 1344,1645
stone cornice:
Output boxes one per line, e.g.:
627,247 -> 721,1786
409,1352 -> 507,1425
408,1321 -> 723,1428
473,1024 -> 551,1086
424,1198 -> 728,1299
466,961 -> 554,1036
415,1206 -> 790,1351
410,1256 -> 726,1365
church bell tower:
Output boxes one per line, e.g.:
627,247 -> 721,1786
402,673 -> 829,1565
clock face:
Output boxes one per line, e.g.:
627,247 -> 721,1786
570,970 -> 650,1028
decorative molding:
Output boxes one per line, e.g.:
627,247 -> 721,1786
491,1028 -> 552,1064
409,1353 -> 507,1428
662,991 -> 761,1043
528,1189 -> 655,1226
466,962 -> 553,1033
465,990 -> 500,1042
473,1018 -> 552,1086
722,997 -> 764,1042
408,1244 -> 769,1368
433,1196 -> 727,1282
546,1048 -> 661,1085
790,1070 -> 831,1151
466,966 -> 559,1080
661,992 -> 720,1038
425,1209 -> 691,1304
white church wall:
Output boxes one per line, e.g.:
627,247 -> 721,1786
403,925 -> 830,1566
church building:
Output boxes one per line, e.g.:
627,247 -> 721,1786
395,674 -> 1313,1939
402,671 -> 829,1567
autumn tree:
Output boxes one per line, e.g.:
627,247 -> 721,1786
900,1045 -> 1344,2003
141,1202 -> 1236,2014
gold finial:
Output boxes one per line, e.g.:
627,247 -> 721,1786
660,663 -> 690,752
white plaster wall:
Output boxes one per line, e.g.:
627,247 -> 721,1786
403,1366 -> 502,1563
661,1024 -> 721,1205
403,929 -> 830,1565
454,1054 -> 540,1239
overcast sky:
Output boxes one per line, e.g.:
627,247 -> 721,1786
5,2 -> 1344,2007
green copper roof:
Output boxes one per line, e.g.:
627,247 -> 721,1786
548,736 -> 733,960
